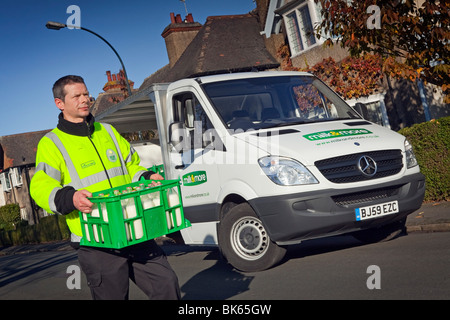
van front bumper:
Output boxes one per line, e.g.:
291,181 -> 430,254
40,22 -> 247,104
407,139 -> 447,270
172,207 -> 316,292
248,173 -> 425,245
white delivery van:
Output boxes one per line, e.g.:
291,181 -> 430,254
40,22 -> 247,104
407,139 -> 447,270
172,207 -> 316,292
136,71 -> 425,271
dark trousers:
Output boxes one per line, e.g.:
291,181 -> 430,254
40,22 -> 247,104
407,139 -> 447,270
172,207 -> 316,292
77,240 -> 180,300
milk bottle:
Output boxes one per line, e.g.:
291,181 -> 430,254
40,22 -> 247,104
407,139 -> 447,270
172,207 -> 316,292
121,189 -> 143,240
167,188 -> 182,227
126,198 -> 143,240
141,190 -> 155,210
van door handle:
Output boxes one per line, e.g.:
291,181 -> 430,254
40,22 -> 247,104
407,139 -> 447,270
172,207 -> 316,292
175,164 -> 185,169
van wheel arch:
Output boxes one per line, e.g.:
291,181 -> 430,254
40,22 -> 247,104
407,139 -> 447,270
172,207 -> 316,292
219,194 -> 247,218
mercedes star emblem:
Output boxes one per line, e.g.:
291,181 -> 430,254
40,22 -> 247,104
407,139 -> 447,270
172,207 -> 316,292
357,155 -> 377,177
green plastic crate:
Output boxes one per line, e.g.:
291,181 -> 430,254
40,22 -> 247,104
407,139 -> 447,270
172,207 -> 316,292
79,179 -> 190,249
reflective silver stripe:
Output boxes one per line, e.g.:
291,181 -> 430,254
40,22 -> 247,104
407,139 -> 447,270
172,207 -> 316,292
45,132 -> 84,189
76,166 -> 125,187
71,233 -> 83,242
49,187 -> 62,214
102,123 -> 129,175
36,162 -> 61,182
125,150 -> 132,164
133,170 -> 147,182
125,146 -> 137,164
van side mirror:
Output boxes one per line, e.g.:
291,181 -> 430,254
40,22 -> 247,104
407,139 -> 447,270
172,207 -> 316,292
169,122 -> 191,153
355,102 -> 369,120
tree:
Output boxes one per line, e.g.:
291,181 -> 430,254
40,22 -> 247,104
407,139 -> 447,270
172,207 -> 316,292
314,0 -> 450,102
277,44 -> 384,100
305,54 -> 384,100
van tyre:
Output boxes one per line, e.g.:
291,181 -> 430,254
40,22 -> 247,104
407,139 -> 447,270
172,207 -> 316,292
352,218 -> 407,243
218,203 -> 286,272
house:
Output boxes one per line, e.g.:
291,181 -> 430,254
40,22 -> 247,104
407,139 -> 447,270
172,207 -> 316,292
142,12 -> 280,87
94,11 -> 280,132
0,130 -> 50,224
255,0 -> 448,130
96,1 -> 447,132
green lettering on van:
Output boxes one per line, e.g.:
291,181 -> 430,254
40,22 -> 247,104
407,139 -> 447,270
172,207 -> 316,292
303,128 -> 372,141
182,171 -> 207,186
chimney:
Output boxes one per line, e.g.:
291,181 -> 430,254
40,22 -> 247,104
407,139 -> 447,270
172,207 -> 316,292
103,69 -> 134,93
186,13 -> 194,23
161,12 -> 202,67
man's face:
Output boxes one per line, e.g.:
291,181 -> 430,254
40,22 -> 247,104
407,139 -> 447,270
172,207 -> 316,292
55,82 -> 91,123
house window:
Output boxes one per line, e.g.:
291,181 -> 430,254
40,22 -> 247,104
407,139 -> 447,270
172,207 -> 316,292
298,5 -> 316,47
286,12 -> 303,53
10,168 -> 23,188
283,1 -> 319,56
0,172 -> 12,192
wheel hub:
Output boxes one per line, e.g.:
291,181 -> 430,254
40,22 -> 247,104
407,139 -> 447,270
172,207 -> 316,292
231,217 -> 269,260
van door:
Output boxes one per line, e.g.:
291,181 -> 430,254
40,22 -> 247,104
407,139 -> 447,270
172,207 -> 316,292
168,91 -> 224,228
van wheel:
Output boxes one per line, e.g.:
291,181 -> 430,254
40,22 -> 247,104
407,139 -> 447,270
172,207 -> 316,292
352,218 -> 407,243
218,203 -> 286,272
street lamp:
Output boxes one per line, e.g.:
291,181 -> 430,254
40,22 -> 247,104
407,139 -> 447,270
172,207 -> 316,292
45,21 -> 132,97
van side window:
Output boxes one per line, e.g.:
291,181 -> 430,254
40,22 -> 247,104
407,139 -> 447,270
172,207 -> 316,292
172,93 -> 215,149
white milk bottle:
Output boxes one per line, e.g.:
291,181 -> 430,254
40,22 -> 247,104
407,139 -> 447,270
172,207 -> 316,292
83,214 -> 91,242
165,211 -> 174,229
141,191 -> 155,210
138,184 -> 153,210
120,191 -> 132,240
150,188 -> 161,206
167,188 -> 182,227
92,224 -> 104,243
90,199 -> 102,242
97,193 -> 108,223
91,204 -> 100,218
125,196 -> 143,240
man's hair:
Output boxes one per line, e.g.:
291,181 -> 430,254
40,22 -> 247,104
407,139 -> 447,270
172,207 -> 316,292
52,75 -> 85,101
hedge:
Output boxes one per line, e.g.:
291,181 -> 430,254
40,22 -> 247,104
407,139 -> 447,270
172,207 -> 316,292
0,203 -> 21,231
398,116 -> 450,202
0,214 -> 70,247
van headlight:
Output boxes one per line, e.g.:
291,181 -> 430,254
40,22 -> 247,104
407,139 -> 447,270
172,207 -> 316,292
258,156 -> 318,185
405,139 -> 418,168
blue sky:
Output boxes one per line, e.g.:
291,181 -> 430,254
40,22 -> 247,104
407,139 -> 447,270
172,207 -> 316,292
0,0 -> 256,136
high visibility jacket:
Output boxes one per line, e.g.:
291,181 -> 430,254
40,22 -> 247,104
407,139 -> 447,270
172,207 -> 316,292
30,120 -> 147,237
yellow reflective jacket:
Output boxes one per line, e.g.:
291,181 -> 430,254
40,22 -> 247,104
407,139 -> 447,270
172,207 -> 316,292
31,115 -> 147,237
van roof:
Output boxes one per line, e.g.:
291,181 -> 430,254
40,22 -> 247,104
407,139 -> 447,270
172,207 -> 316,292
196,71 -> 314,84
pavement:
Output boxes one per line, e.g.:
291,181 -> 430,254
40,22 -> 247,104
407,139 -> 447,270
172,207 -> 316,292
0,201 -> 448,256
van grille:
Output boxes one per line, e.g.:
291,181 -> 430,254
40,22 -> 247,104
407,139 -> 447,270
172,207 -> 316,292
332,185 -> 401,206
315,150 -> 403,183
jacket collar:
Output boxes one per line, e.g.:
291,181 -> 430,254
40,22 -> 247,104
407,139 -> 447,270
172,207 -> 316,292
57,112 -> 95,137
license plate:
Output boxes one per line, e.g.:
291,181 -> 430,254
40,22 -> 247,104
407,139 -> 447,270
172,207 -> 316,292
355,200 -> 399,221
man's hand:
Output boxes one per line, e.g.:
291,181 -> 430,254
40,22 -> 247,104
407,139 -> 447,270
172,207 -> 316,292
73,189 -> 93,213
149,173 -> 164,180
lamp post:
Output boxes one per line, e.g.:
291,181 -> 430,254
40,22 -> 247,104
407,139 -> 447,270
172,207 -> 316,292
46,21 -> 132,97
